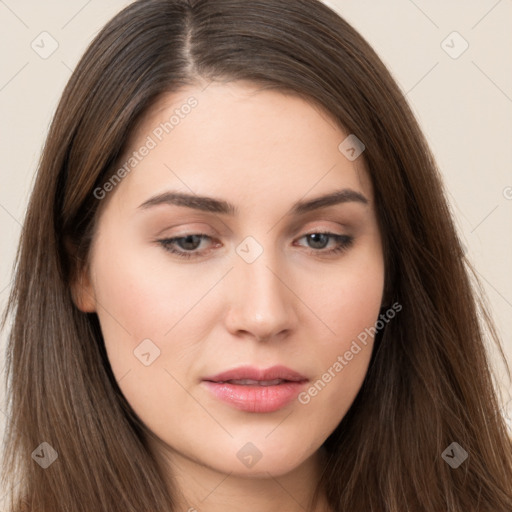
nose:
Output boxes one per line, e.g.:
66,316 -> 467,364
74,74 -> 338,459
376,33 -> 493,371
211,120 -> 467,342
223,251 -> 299,342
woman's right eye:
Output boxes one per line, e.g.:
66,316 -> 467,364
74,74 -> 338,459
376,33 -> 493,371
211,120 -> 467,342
157,234 -> 217,259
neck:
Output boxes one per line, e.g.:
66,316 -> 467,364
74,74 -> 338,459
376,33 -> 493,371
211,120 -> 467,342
152,440 -> 332,512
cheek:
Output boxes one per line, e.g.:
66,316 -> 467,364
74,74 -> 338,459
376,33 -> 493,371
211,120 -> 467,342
304,241 -> 385,347
89,235 -> 212,373
89,240 -> 218,433
295,248 -> 384,418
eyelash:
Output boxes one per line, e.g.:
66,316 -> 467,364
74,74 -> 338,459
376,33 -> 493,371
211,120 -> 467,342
157,231 -> 354,259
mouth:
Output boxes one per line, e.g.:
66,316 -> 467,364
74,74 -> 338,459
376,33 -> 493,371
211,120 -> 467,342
202,365 -> 308,413
213,378 -> 295,386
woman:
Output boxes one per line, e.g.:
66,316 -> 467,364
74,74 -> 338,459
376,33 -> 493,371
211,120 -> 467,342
2,0 -> 511,510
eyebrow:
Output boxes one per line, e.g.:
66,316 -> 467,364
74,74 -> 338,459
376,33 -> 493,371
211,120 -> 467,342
138,188 -> 368,216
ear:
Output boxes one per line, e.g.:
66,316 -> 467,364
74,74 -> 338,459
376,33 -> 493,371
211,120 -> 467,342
66,237 -> 97,313
380,275 -> 392,310
70,266 -> 97,313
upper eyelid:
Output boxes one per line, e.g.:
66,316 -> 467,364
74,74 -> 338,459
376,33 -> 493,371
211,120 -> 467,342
162,229 -> 347,242
160,219 -> 352,237
151,210 -> 357,233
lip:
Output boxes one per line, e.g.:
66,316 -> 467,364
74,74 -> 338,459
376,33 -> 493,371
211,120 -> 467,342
202,365 -> 308,413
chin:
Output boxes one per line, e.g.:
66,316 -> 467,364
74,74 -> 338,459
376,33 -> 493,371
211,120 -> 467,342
200,437 -> 322,478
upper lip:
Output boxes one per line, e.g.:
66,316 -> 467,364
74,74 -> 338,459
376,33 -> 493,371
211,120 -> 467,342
203,365 -> 308,383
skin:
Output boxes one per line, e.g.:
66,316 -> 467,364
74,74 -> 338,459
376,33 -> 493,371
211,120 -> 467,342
73,80 -> 385,512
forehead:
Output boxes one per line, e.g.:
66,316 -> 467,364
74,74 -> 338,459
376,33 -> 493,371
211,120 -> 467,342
109,80 -> 373,212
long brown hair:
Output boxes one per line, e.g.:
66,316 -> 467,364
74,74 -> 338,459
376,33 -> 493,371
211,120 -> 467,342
2,0 -> 511,510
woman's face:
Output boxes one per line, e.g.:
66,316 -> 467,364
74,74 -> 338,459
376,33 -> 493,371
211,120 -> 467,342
75,81 -> 385,478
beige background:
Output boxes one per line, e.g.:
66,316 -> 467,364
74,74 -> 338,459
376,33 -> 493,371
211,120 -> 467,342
1,0 -> 511,498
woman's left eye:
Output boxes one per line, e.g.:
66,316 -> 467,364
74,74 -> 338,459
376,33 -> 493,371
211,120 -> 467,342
157,231 -> 354,259
294,232 -> 354,255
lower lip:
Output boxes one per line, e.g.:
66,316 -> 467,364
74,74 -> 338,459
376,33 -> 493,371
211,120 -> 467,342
202,380 -> 307,413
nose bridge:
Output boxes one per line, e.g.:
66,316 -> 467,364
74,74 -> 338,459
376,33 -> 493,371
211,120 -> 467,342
241,254 -> 285,307
225,237 -> 297,339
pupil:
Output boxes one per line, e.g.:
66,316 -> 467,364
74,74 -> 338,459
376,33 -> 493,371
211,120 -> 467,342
179,235 -> 201,250
308,233 -> 328,249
